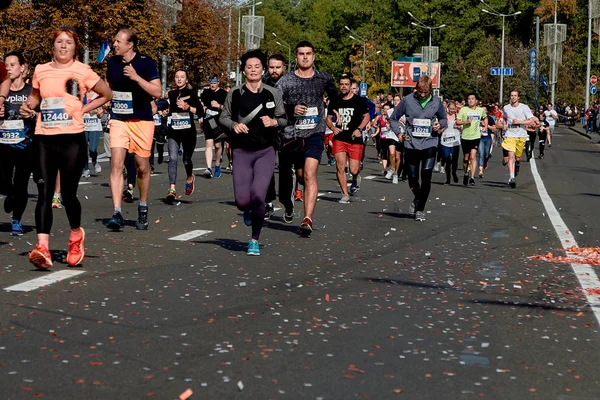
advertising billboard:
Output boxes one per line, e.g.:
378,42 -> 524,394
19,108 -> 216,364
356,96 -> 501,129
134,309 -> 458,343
391,61 -> 441,88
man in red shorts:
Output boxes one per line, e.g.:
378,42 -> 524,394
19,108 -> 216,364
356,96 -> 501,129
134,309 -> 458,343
326,76 -> 370,203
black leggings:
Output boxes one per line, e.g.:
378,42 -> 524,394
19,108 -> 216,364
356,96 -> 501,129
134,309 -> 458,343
405,147 -> 437,212
35,134 -> 87,234
0,143 -> 34,221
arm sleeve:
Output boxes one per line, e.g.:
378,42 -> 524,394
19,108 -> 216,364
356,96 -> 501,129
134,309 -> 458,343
218,89 -> 235,130
437,100 -> 447,128
272,88 -> 287,128
191,91 -> 204,118
144,58 -> 160,82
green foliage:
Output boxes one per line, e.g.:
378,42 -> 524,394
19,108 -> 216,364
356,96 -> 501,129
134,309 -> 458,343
0,0 -> 595,105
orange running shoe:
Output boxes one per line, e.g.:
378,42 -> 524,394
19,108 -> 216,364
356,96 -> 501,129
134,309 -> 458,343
294,189 -> 303,202
67,228 -> 85,266
29,244 -> 53,270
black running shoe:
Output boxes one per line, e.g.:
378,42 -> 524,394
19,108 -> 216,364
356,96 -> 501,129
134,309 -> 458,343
469,177 -> 475,186
136,205 -> 149,230
463,174 -> 469,186
107,211 -> 124,231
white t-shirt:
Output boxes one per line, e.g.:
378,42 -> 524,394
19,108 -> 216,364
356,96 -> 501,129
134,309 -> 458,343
503,103 -> 533,138
441,119 -> 461,147
544,109 -> 557,126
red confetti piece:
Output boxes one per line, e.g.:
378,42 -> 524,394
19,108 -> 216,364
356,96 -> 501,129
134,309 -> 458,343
179,388 -> 193,400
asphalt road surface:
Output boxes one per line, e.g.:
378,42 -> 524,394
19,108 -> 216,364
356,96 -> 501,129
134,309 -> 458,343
1,125 -> 600,399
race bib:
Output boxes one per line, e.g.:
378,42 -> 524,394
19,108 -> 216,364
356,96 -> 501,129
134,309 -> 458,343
112,91 -> 133,115
412,118 -> 432,137
480,126 -> 488,136
467,113 -> 481,123
296,107 -> 319,130
508,123 -> 523,131
153,113 -> 161,126
40,97 -> 72,128
171,112 -> 192,130
441,129 -> 459,145
83,114 -> 102,131
0,120 -> 26,144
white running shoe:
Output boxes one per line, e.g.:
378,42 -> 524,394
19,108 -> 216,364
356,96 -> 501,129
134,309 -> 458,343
94,163 -> 102,174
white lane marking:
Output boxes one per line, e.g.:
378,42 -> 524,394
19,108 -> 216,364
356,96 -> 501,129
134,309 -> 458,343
274,207 -> 282,212
4,270 -> 85,292
168,230 -> 213,241
78,181 -> 93,185
192,167 -> 207,171
530,157 -> 600,323
318,192 -> 325,197
363,175 -> 377,180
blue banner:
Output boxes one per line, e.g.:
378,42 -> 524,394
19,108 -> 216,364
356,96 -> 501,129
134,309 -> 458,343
541,73 -> 548,92
529,49 -> 537,81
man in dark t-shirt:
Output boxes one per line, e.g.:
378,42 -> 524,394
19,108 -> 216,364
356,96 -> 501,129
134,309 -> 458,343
326,76 -> 369,204
200,78 -> 227,178
106,28 -> 162,232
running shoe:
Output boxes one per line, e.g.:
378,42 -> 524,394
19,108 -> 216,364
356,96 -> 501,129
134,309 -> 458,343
469,177 -> 475,186
400,175 -> 408,182
107,211 -> 124,231
385,169 -> 394,180
82,169 -> 91,178
508,178 -> 517,188
178,148 -> 183,156
453,173 -> 459,183
478,171 -> 484,178
243,209 -> 252,226
409,200 -> 416,216
283,208 -> 294,224
440,166 -> 445,174
67,228 -> 85,266
548,142 -> 552,147
52,195 -> 63,209
538,154 -> 544,159
4,195 -> 13,214
264,203 -> 275,220
150,165 -> 155,174
122,187 -> 134,203
299,216 -> 313,234
331,158 -> 336,166
339,195 -> 351,204
515,162 -> 520,177
433,161 -> 440,172
445,177 -> 451,185
166,188 -> 176,203
226,163 -> 232,170
204,168 -> 213,179
94,163 -> 102,174
414,211 -> 426,222
463,174 -> 469,186
392,175 -> 399,184
29,243 -> 53,270
350,175 -> 361,195
136,205 -> 149,230
185,175 -> 195,195
214,165 -> 222,179
483,162 -> 488,171
10,220 -> 24,236
294,189 -> 303,202
247,239 -> 260,256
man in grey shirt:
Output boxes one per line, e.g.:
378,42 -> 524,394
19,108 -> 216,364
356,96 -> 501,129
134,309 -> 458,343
390,76 -> 446,222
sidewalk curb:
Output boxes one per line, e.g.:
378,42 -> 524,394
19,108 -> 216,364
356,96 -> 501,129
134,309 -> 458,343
567,125 -> 592,140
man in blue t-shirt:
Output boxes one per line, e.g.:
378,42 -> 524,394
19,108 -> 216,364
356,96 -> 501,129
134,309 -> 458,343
105,29 -> 162,232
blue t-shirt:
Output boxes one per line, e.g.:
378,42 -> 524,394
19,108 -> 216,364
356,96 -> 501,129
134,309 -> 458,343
107,53 -> 159,121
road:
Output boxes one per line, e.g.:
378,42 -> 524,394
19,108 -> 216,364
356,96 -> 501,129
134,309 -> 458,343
1,125 -> 600,399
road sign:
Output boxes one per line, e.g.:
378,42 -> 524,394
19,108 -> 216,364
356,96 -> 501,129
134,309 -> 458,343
591,85 -> 597,95
591,75 -> 597,85
490,67 -> 514,76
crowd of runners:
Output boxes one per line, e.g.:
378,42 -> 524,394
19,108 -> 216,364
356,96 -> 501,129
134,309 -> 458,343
0,28 -> 558,264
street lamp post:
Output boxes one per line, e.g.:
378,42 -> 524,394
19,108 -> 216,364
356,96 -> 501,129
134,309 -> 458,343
272,32 -> 291,67
481,1 -> 521,105
407,12 -> 445,78
235,0 -> 263,86
345,26 -> 367,83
